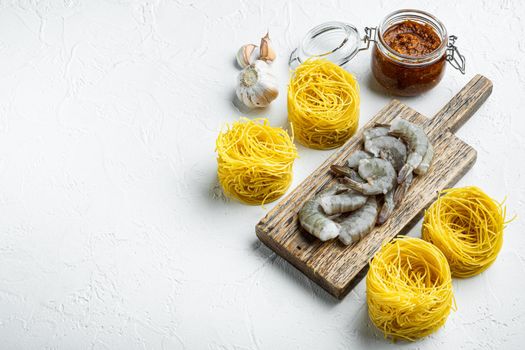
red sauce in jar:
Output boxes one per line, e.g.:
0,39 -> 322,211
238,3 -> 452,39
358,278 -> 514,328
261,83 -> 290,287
383,20 -> 441,56
371,20 -> 446,96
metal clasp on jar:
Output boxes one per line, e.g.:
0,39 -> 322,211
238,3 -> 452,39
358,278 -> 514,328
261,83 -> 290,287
446,35 -> 466,74
359,27 -> 378,52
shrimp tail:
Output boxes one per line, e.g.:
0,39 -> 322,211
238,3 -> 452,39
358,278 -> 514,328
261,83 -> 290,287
394,171 -> 413,205
342,178 -> 366,194
331,165 -> 365,184
330,164 -> 352,177
397,164 -> 413,184
377,191 -> 395,225
377,204 -> 393,225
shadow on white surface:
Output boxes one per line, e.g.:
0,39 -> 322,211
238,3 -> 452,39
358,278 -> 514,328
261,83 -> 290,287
363,72 -> 390,98
347,302 -> 383,344
250,239 -> 341,307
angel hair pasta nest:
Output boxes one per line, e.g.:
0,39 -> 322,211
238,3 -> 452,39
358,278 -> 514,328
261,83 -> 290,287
367,237 -> 455,341
287,59 -> 360,150
215,117 -> 298,205
423,186 -> 510,278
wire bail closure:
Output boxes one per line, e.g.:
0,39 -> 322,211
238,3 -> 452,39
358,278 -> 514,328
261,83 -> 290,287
446,35 -> 466,74
359,27 -> 377,52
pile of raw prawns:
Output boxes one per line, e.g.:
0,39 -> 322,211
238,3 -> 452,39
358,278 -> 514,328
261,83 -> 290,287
299,118 -> 433,245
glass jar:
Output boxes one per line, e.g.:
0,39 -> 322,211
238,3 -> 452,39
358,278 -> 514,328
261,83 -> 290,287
289,9 -> 465,96
372,10 -> 447,96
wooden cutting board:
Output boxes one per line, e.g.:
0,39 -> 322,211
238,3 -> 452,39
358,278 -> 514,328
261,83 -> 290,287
256,75 -> 492,299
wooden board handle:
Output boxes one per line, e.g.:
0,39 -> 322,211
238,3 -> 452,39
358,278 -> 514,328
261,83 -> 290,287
426,74 -> 493,133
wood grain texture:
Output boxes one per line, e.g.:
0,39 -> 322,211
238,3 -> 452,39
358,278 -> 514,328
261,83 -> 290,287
255,75 -> 492,299
427,74 -> 493,133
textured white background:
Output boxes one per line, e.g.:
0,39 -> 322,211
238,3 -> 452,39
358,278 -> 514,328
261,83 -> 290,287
0,0 -> 524,349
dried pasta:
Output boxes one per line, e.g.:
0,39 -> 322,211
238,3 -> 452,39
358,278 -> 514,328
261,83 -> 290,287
288,59 -> 360,149
216,117 -> 298,205
423,186 -> 510,278
367,237 -> 455,341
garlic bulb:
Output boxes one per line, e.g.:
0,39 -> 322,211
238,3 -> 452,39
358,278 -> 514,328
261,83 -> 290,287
236,44 -> 259,68
236,60 -> 278,108
259,32 -> 276,63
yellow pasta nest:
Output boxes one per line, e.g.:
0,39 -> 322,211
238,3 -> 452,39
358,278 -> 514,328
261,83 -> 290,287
215,117 -> 298,205
423,186 -> 509,278
367,237 -> 455,341
287,59 -> 360,149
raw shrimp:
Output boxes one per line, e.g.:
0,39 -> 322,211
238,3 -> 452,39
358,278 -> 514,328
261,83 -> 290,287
377,189 -> 395,225
393,171 -> 413,205
389,118 -> 430,183
363,125 -> 389,143
339,196 -> 378,245
320,189 -> 367,215
331,164 -> 365,183
299,185 -> 342,241
414,142 -> 434,175
343,158 -> 396,195
346,150 -> 372,169
364,135 -> 407,172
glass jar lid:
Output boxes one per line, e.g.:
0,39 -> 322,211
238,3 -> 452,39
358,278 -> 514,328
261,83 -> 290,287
289,21 -> 362,67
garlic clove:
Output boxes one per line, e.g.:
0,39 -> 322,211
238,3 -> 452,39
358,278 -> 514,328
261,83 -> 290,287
236,44 -> 259,68
259,32 -> 276,63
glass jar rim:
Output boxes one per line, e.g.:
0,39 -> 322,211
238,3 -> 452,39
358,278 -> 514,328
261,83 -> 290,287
377,9 -> 448,64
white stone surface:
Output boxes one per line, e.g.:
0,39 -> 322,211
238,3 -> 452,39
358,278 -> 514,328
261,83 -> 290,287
0,0 -> 524,349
